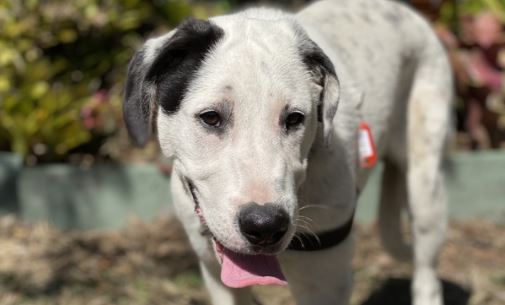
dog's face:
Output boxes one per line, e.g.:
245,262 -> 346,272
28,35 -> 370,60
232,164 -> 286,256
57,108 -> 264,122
124,12 -> 339,256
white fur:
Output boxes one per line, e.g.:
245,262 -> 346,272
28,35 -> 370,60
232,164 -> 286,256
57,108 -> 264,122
149,0 -> 452,304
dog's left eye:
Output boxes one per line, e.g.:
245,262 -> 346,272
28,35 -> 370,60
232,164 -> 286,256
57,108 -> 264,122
285,111 -> 305,130
199,111 -> 222,127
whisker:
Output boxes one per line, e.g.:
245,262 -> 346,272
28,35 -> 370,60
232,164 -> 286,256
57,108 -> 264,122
295,223 -> 321,246
295,223 -> 311,232
299,204 -> 337,212
304,230 -> 321,246
297,215 -> 315,224
295,218 -> 313,229
294,212 -> 323,246
295,214 -> 316,228
292,233 -> 305,248
295,216 -> 312,224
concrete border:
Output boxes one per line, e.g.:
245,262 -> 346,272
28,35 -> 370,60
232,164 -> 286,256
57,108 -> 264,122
1,152 -> 503,229
357,152 -> 505,224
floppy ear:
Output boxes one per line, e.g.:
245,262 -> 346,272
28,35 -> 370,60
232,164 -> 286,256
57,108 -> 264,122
123,18 -> 224,147
123,48 -> 153,147
298,35 -> 340,146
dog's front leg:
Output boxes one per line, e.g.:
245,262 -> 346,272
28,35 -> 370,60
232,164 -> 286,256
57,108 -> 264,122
279,236 -> 354,305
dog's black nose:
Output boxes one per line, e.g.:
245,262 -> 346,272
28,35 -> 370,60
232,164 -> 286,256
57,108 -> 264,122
238,203 -> 289,247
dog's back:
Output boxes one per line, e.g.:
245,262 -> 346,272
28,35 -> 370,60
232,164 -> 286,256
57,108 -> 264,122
300,2 -> 452,304
297,0 -> 452,164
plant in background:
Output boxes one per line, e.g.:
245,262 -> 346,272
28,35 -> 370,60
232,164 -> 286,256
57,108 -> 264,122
0,0 -> 230,164
440,0 -> 505,28
458,0 -> 505,20
436,0 -> 505,149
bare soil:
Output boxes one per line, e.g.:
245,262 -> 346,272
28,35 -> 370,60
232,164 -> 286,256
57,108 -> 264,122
0,216 -> 503,305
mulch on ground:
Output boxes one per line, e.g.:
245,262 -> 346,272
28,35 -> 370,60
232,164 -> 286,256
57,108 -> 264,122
0,216 -> 503,305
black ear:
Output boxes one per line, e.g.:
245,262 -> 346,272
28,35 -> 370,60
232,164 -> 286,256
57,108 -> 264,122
123,18 -> 224,147
297,31 -> 340,145
124,48 -> 152,147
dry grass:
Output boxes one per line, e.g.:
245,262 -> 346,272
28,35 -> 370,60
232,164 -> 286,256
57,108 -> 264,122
0,216 -> 204,305
0,216 -> 503,305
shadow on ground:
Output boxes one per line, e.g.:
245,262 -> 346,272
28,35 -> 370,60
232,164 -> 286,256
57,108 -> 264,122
360,278 -> 471,305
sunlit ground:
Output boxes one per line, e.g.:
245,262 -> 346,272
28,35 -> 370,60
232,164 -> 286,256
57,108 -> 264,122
0,216 -> 503,305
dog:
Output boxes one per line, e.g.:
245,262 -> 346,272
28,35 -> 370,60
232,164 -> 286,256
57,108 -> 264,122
123,0 -> 452,304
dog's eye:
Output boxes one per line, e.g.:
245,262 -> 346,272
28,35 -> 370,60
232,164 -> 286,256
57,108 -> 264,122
199,111 -> 221,127
285,111 -> 305,130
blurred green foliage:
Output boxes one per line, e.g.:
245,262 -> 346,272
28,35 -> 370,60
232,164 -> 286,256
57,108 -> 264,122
440,0 -> 505,26
0,0 -> 230,164
458,0 -> 505,20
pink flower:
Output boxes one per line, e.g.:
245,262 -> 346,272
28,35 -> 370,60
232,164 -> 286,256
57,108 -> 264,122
473,12 -> 502,49
93,90 -> 109,104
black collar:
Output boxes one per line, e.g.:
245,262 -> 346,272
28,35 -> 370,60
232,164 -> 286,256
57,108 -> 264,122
287,209 -> 355,251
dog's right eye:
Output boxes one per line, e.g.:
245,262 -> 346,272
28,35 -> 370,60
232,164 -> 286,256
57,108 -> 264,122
285,111 -> 305,130
199,111 -> 222,127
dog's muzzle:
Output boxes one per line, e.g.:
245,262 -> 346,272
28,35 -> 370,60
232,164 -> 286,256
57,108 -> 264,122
183,176 -> 354,289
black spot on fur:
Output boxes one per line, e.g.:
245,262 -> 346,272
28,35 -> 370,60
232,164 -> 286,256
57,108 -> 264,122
147,18 -> 224,114
123,17 -> 224,147
382,9 -> 404,25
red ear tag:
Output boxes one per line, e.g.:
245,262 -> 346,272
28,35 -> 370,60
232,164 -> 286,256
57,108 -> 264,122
359,122 -> 377,168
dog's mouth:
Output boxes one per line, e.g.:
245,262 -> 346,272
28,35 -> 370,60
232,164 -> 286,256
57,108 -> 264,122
213,236 -> 288,288
188,180 -> 288,288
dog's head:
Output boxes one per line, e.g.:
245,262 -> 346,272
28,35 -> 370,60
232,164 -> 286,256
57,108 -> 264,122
124,10 -> 340,284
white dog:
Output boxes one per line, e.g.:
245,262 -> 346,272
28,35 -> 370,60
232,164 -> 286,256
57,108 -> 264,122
123,0 -> 452,304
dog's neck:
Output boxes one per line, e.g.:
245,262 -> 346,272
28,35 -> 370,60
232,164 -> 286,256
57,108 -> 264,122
297,122 -> 359,232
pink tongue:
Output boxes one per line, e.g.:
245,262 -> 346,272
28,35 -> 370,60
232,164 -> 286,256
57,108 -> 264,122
220,247 -> 288,288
